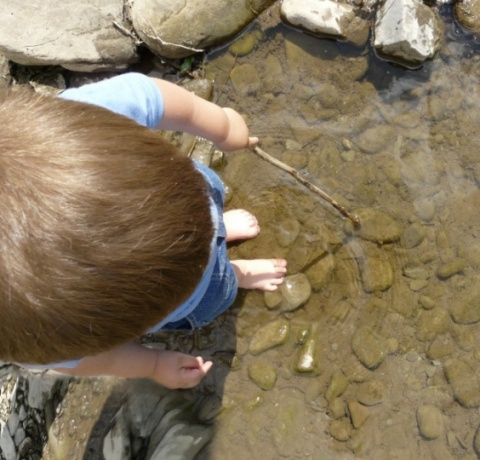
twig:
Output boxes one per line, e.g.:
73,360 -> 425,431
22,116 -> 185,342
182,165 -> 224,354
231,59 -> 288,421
251,146 -> 361,227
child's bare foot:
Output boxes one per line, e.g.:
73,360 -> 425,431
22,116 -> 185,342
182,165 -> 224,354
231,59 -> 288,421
231,259 -> 287,291
224,209 -> 260,242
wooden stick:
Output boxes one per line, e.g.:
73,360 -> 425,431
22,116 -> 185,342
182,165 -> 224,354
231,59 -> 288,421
251,146 -> 361,227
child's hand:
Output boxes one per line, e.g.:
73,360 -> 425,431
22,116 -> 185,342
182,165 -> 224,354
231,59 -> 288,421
152,350 -> 213,389
216,108 -> 258,152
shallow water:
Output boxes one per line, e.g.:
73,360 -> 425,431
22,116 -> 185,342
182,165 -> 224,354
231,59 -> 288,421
186,6 -> 480,460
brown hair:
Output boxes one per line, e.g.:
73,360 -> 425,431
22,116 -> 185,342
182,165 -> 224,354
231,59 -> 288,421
0,87 -> 213,364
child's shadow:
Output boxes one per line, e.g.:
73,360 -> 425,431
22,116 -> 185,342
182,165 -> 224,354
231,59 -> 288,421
119,296 -> 242,459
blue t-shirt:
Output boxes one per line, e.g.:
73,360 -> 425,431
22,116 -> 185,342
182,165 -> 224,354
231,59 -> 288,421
25,73 -> 218,370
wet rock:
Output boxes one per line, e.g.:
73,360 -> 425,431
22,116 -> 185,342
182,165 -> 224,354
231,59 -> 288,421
0,0 -> 137,71
351,327 -> 388,370
248,318 -> 290,355
248,360 -> 277,390
329,419 -> 351,442
416,405 -> 443,439
454,0 -> 480,32
229,63 -> 262,96
360,257 -> 394,293
437,258 -> 466,279
443,358 -> 480,408
294,323 -> 322,375
356,380 -> 386,406
352,208 -> 403,244
276,273 -> 312,312
374,0 -> 443,66
415,308 -> 450,342
348,401 -> 369,429
356,125 -> 397,154
280,0 -> 369,46
304,253 -> 335,291
401,222 -> 426,248
325,371 -> 349,403
130,0 -> 275,59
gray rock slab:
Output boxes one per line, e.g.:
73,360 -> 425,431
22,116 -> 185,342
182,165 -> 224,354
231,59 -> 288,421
130,0 -> 276,59
374,0 -> 443,66
0,0 -> 137,71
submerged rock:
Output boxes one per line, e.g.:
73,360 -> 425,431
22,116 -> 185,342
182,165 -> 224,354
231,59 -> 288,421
248,360 -> 277,390
294,323 -> 322,375
444,358 -> 480,408
416,405 -> 443,439
360,257 -> 394,293
351,327 -> 388,370
450,280 -> 480,324
352,208 -> 403,244
276,273 -> 312,312
356,380 -> 386,406
249,319 -> 290,355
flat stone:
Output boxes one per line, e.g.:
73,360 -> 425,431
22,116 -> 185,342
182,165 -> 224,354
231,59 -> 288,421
0,0 -> 137,71
277,273 -> 312,312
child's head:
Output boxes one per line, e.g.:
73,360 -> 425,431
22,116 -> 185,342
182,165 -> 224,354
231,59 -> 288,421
0,88 -> 214,365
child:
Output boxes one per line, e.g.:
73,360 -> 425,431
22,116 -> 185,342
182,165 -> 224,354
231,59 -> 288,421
0,73 -> 287,389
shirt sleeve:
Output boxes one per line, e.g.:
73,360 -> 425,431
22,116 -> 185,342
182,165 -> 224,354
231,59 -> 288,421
60,72 -> 164,129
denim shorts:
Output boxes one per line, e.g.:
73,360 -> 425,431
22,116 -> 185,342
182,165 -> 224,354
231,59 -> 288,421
161,163 -> 238,330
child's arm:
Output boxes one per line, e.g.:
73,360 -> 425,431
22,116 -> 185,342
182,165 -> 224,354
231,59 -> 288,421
55,343 -> 212,389
150,78 -> 258,152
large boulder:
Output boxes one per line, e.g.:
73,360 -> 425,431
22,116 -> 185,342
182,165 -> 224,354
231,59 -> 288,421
0,0 -> 137,72
130,0 -> 277,59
